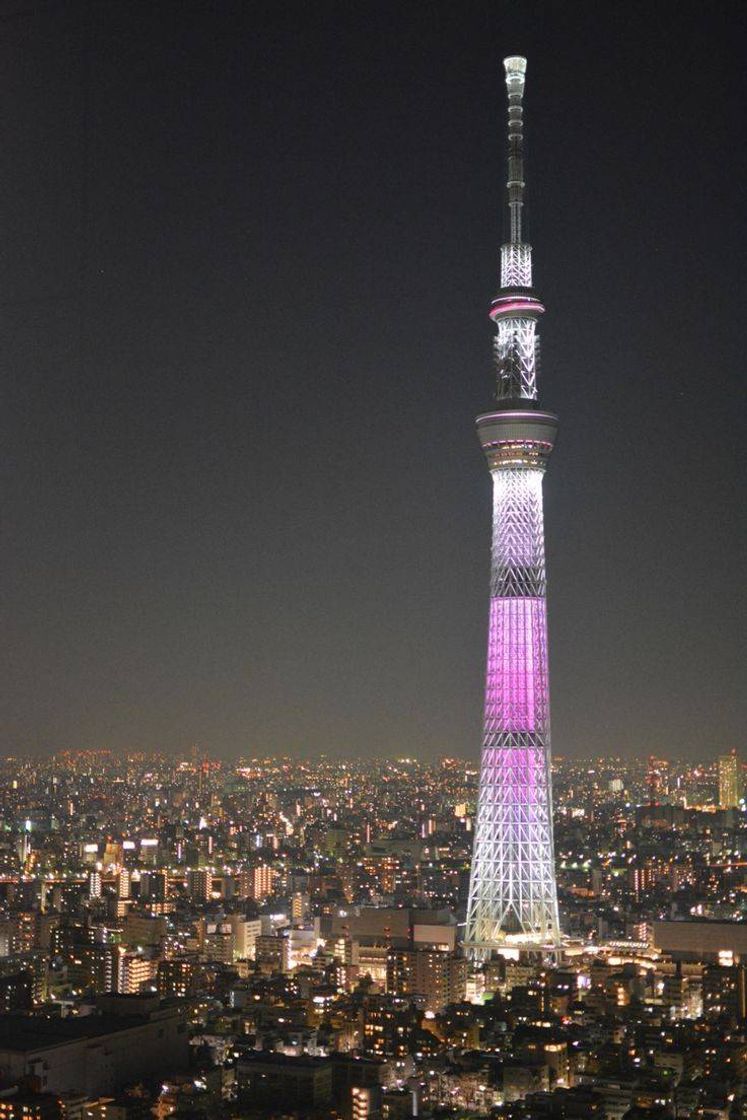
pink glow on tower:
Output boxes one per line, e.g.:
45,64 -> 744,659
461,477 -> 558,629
484,597 -> 547,733
464,55 -> 561,953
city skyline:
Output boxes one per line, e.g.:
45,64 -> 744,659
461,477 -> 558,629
2,736 -> 747,1115
3,3 -> 745,759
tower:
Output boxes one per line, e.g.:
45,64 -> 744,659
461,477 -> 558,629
718,749 -> 741,809
464,57 -> 561,955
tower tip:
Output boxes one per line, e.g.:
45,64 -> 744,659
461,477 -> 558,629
502,55 -> 528,248
503,56 -> 527,77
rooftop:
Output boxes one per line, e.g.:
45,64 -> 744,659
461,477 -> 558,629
0,1007 -> 182,1052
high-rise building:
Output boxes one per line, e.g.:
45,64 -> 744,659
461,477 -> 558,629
0,951 -> 48,1004
0,913 -> 35,957
386,947 -> 467,1013
629,864 -> 655,903
238,864 -> 276,901
203,921 -> 234,964
464,57 -> 561,954
140,870 -> 167,904
187,868 -> 211,901
351,1086 -> 380,1120
66,943 -> 117,995
291,891 -> 310,922
647,756 -> 670,801
116,950 -> 157,995
157,958 -> 206,999
229,914 -> 262,960
255,933 -> 291,973
662,963 -> 688,1020
718,749 -> 741,809
703,962 -> 747,1022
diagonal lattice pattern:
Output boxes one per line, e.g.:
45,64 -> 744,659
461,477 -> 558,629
501,243 -> 532,288
494,318 -> 538,401
490,469 -> 546,597
465,467 -> 560,952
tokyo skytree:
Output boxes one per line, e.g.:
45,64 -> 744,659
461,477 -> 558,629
464,56 -> 561,955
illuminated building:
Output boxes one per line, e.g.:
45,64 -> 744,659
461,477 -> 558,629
187,869 -> 211,901
255,933 -> 290,973
0,913 -> 35,957
138,839 -> 158,866
629,865 -> 655,903
386,947 -> 467,1012
202,921 -> 234,965
102,840 -> 124,868
291,891 -> 310,922
718,749 -> 740,808
237,864 -> 276,901
228,914 -> 262,960
116,950 -> 156,995
81,1100 -> 152,1120
647,756 -> 669,801
116,870 -> 130,900
351,1087 -> 378,1120
362,855 -> 399,896
662,965 -> 688,1020
361,997 -> 414,1059
332,1056 -> 383,1120
0,1095 -> 62,1120
157,959 -> 205,999
703,962 -> 747,1022
64,944 -> 116,996
0,952 -> 48,1005
465,56 -> 561,954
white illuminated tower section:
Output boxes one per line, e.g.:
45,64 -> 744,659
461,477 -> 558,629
464,56 -> 561,955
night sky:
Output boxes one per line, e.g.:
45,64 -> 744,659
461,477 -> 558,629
2,1 -> 745,760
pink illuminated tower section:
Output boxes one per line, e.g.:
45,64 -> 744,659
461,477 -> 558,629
464,56 -> 561,954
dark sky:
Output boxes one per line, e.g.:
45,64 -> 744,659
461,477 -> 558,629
2,0 -> 745,760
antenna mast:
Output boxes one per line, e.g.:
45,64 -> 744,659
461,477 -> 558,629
504,55 -> 527,245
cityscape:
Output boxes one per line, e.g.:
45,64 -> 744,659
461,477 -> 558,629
2,3 -> 744,1120
1,749 -> 747,1119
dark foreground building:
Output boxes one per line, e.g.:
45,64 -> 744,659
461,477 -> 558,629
237,1053 -> 333,1114
0,997 -> 188,1096
236,1052 -> 384,1117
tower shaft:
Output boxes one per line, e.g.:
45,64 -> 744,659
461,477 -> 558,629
464,57 -> 560,956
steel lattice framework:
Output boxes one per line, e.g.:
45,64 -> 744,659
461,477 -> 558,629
464,56 -> 561,956
494,318 -> 539,400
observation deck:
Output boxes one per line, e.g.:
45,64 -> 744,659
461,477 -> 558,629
476,408 -> 558,470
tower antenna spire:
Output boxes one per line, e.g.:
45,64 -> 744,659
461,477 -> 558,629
504,55 -> 527,245
488,55 -> 543,399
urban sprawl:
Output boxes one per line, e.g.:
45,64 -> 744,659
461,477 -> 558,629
0,751 -> 745,1120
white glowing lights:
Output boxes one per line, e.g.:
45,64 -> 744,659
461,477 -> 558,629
464,56 -> 560,955
464,465 -> 560,952
494,318 -> 539,400
500,243 -> 532,289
